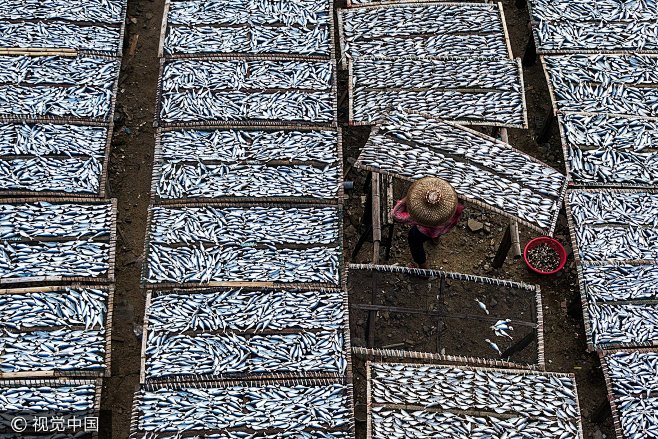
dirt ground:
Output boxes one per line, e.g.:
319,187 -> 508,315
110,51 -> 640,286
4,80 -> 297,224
105,0 -> 614,438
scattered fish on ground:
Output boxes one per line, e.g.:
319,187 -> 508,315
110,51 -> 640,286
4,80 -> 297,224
354,111 -> 564,233
340,3 -> 508,58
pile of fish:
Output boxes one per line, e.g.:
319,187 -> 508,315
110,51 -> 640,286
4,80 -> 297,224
560,113 -> 658,186
159,59 -> 335,124
163,0 -> 331,57
568,190 -> 658,348
355,111 -> 565,233
369,362 -> 583,439
159,128 -> 339,163
340,3 -> 508,59
545,54 -> 658,118
0,201 -> 113,281
147,289 -> 345,333
530,0 -> 658,53
132,383 -> 352,434
603,351 -> 658,438
0,380 -> 98,413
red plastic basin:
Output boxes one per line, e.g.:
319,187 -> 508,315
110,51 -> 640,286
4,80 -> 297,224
523,236 -> 567,275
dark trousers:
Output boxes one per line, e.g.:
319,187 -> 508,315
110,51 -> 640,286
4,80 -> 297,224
408,225 -> 432,264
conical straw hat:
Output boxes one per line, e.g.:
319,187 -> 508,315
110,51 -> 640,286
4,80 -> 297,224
407,177 -> 458,226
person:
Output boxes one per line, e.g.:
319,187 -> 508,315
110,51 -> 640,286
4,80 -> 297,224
390,177 -> 464,269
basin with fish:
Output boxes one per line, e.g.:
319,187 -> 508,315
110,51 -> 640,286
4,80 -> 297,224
523,236 -> 567,275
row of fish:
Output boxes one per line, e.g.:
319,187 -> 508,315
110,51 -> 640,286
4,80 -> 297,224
160,90 -> 334,124
0,201 -> 112,240
589,303 -> 658,346
353,58 -> 522,91
0,123 -> 107,157
530,0 -> 658,22
164,25 -> 330,57
561,112 -> 658,185
0,22 -> 122,54
0,287 -> 108,330
155,162 -> 340,200
133,432 -> 350,439
167,0 -> 330,27
0,381 -> 97,412
163,59 -> 333,92
0,157 -> 103,194
371,408 -> 581,439
144,243 -> 339,284
147,289 -> 346,334
533,17 -> 658,53
0,329 -> 105,373
569,190 -> 658,261
0,0 -> 125,23
144,330 -> 345,379
340,3 -> 507,59
544,54 -> 658,86
355,111 -> 563,232
160,128 -> 339,163
369,363 -> 580,420
0,85 -> 113,120
0,56 -> 118,87
351,60 -> 525,126
581,264 -> 658,302
149,205 -> 339,245
133,383 -> 351,433
603,351 -> 658,438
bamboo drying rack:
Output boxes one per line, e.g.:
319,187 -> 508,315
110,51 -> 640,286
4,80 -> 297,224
139,201 -> 346,290
0,197 -> 117,286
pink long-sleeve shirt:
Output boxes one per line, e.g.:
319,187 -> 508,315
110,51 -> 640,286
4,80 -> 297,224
391,199 -> 464,238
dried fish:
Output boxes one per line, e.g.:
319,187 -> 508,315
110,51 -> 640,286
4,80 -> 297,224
340,3 -> 508,59
0,329 -> 105,373
149,205 -> 339,246
369,362 -> 582,439
147,289 -> 345,334
0,157 -> 102,194
0,123 -> 108,157
155,162 -> 340,200
355,111 -> 564,232
0,381 -> 97,413
0,0 -> 125,23
581,264 -> 658,302
560,113 -> 658,186
531,0 -> 658,53
0,21 -> 122,53
603,351 -> 658,439
133,383 -> 351,433
145,242 -> 339,285
164,25 -> 330,57
167,0 -> 329,27
144,330 -> 345,379
160,128 -> 338,164
590,303 -> 658,346
545,55 -> 658,117
351,58 -> 525,127
133,433 -> 350,439
0,56 -> 119,86
0,288 -> 108,330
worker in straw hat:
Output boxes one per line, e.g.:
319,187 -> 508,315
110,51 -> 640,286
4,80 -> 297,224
390,177 -> 464,269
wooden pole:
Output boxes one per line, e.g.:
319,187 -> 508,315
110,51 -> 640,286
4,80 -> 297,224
492,225 -> 512,269
372,172 -> 382,264
499,128 -> 522,259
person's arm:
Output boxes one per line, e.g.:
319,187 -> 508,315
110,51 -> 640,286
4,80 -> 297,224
390,198 -> 411,223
